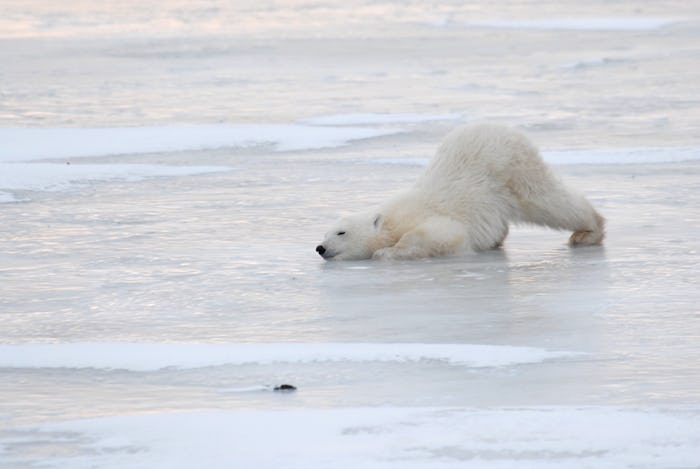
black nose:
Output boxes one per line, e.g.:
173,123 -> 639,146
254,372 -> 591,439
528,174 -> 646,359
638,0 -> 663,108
316,245 -> 326,255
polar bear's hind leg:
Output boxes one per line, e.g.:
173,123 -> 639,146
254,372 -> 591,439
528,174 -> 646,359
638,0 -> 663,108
493,225 -> 509,248
516,179 -> 605,247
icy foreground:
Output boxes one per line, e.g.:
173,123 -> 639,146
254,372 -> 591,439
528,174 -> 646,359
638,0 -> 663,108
2,407 -> 698,469
3,142 -> 699,468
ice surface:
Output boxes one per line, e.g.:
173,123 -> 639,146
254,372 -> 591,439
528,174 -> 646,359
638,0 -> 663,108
1,1 -> 699,468
446,18 -> 684,31
0,125 -> 404,162
372,146 -> 700,167
0,162 -> 231,195
543,147 -> 700,165
0,191 -> 17,203
3,143 -> 695,203
301,113 -> 462,126
0,342 -> 581,371
560,57 -> 629,71
6,407 -> 699,469
0,123 -> 404,201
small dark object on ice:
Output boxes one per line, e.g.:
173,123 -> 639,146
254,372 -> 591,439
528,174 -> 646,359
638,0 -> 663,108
273,384 -> 296,392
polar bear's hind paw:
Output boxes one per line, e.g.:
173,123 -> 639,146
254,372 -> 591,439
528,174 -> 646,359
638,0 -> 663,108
569,229 -> 604,247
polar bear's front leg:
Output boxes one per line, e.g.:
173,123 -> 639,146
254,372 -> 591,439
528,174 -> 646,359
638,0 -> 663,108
372,216 -> 467,260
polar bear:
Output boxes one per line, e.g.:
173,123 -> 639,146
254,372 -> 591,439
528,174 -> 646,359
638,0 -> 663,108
316,123 -> 604,260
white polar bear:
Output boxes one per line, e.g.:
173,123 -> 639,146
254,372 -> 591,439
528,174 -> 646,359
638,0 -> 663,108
316,123 -> 605,260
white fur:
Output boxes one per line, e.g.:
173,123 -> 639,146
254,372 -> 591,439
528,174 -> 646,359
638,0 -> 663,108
317,123 -> 605,260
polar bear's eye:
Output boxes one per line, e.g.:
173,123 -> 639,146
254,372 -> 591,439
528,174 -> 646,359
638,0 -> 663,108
337,231 -> 346,236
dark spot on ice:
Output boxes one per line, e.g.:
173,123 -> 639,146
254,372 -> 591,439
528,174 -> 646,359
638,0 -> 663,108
273,384 -> 296,392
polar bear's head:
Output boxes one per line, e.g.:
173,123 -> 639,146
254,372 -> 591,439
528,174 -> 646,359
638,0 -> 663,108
316,213 -> 384,260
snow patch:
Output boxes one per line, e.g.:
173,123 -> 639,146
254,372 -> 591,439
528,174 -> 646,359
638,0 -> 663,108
0,124 -> 404,162
0,123 -> 407,201
543,146 -> 700,165
17,407 -> 700,469
445,18 -> 683,31
0,163 -> 231,194
0,342 -> 582,371
301,113 -> 462,126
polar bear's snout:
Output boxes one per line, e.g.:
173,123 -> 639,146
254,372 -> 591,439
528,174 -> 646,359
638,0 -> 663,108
316,244 -> 338,260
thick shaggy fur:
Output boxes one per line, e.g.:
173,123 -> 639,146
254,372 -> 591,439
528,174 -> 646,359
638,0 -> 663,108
316,123 -> 605,260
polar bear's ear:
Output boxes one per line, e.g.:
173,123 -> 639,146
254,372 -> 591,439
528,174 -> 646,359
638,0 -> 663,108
373,214 -> 384,230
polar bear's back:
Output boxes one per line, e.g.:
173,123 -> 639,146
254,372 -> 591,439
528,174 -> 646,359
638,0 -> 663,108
413,123 -> 553,223
418,123 -> 543,186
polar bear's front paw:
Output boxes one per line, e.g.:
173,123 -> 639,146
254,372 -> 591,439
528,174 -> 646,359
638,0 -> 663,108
372,247 -> 398,260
